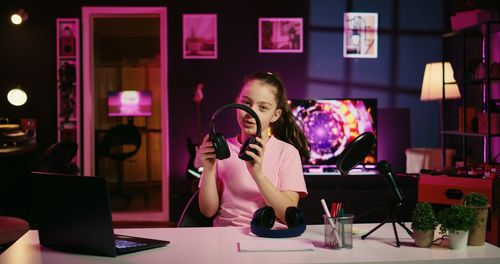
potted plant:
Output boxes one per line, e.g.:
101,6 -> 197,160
411,202 -> 437,247
437,204 -> 477,249
463,192 -> 489,246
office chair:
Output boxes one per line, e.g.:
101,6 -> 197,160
0,215 -> 29,253
177,189 -> 213,227
31,140 -> 79,174
96,124 -> 142,198
97,124 -> 142,161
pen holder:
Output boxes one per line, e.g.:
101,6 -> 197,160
323,214 -> 354,249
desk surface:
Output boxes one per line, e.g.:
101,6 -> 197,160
1,224 -> 500,264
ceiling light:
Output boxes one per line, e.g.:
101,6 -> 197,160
11,9 -> 28,25
7,88 -> 28,106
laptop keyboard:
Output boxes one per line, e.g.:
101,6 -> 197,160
115,239 -> 148,250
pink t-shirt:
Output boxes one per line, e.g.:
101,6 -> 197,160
208,135 -> 308,227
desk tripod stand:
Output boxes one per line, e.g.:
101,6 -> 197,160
333,132 -> 412,245
360,199 -> 413,247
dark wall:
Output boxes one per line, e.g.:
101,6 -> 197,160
1,1 -> 447,198
301,174 -> 418,224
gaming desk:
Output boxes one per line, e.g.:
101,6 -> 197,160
1,223 -> 500,264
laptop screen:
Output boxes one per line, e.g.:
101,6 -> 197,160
31,172 -> 168,257
31,172 -> 118,256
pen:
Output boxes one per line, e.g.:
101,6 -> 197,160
331,202 -> 342,217
321,199 -> 342,247
339,208 -> 345,246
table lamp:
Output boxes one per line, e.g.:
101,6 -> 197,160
420,62 -> 461,168
420,62 -> 460,101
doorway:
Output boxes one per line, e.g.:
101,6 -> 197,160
82,7 -> 169,222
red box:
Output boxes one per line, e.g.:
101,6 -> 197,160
418,174 -> 493,205
418,174 -> 499,246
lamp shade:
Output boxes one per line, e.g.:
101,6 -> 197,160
420,62 -> 461,101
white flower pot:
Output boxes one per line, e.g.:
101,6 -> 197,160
449,230 -> 469,249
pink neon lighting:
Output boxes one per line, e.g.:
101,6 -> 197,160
108,90 -> 152,117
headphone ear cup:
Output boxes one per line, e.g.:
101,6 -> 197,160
285,207 -> 304,228
238,136 -> 260,161
212,133 -> 230,160
251,206 -> 306,238
253,206 -> 275,229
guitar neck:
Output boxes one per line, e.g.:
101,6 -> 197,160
195,103 -> 203,145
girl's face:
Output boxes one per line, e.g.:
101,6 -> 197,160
237,80 -> 282,138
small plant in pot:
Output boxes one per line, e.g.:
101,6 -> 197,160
411,202 -> 437,247
437,204 -> 477,249
463,192 -> 489,246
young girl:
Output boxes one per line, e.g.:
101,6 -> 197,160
198,71 -> 309,227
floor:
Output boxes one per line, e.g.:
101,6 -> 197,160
109,183 -> 163,212
108,181 -> 193,228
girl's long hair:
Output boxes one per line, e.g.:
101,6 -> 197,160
242,71 -> 310,160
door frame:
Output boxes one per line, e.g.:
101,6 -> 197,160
82,6 -> 169,221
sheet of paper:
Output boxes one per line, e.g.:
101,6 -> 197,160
352,226 -> 367,236
238,239 -> 314,252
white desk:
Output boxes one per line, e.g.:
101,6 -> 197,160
1,224 -> 500,264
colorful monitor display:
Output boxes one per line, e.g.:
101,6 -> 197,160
288,98 -> 377,167
107,90 -> 152,117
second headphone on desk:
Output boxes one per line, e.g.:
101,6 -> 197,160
251,206 -> 306,238
209,103 -> 261,160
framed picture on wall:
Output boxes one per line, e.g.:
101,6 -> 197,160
258,18 -> 303,53
343,12 -> 378,58
183,14 -> 217,59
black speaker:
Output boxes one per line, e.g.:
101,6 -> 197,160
60,36 -> 75,56
250,206 -> 306,238
208,103 -> 261,161
20,118 -> 36,144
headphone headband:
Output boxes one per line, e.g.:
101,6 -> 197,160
250,221 -> 306,238
209,103 -> 262,138
250,206 -> 306,238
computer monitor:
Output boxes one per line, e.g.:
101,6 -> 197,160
107,90 -> 152,117
288,98 -> 377,167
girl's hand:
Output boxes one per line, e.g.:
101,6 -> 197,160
245,137 -> 265,179
198,134 -> 217,170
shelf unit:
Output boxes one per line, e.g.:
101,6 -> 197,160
441,21 -> 500,166
56,18 -> 81,168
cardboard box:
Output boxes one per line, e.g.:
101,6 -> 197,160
405,148 -> 456,174
450,9 -> 499,31
478,113 -> 500,134
458,107 -> 476,132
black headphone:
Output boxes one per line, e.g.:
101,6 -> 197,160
251,206 -> 306,238
209,103 -> 261,161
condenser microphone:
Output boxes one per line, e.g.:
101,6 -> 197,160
377,160 -> 405,206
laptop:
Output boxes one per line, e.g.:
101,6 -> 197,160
31,172 -> 169,257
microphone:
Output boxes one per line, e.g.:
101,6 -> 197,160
377,160 -> 405,206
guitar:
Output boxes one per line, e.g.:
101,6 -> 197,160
185,82 -> 204,188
